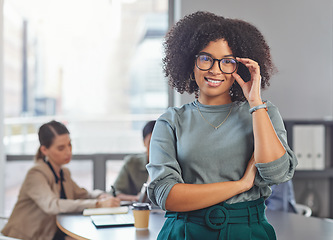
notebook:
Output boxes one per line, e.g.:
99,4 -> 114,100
90,212 -> 135,228
83,206 -> 129,216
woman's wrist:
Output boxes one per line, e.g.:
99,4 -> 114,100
249,102 -> 267,114
248,99 -> 263,108
237,178 -> 254,192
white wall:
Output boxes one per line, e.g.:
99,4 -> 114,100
175,0 -> 333,120
0,0 -> 5,215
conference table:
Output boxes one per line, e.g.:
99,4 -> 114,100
57,209 -> 333,240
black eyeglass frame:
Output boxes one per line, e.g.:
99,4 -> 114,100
195,54 -> 239,74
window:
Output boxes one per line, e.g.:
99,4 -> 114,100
4,0 -> 168,216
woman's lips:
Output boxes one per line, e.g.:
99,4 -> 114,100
205,77 -> 224,87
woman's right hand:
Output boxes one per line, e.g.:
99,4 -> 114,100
239,154 -> 257,191
96,196 -> 121,208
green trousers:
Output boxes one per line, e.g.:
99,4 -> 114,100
157,198 -> 276,240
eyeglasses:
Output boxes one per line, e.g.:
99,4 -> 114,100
195,54 -> 238,74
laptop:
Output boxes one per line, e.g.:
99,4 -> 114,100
90,212 -> 135,228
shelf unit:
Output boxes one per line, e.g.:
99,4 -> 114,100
284,120 -> 333,218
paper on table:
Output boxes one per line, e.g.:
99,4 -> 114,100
83,206 -> 129,216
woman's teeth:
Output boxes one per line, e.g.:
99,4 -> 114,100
206,78 -> 223,84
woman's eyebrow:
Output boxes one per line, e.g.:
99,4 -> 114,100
198,51 -> 212,56
224,54 -> 235,58
199,52 -> 235,58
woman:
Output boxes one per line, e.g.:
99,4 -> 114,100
113,120 -> 155,202
1,120 -> 120,240
146,11 -> 297,239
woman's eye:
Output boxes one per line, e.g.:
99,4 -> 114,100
200,55 -> 212,62
222,59 -> 236,64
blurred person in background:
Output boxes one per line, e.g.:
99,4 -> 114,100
113,120 -> 156,202
265,180 -> 297,213
1,120 -> 120,240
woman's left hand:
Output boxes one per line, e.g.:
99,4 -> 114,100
232,57 -> 262,106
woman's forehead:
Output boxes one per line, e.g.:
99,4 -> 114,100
52,134 -> 71,145
200,39 -> 233,56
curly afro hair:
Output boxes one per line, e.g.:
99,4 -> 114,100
163,11 -> 276,102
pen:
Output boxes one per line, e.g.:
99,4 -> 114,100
111,185 -> 116,197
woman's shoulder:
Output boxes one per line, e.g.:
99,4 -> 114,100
28,161 -> 49,173
123,153 -> 147,165
22,161 -> 54,184
61,166 -> 72,178
157,101 -> 195,130
159,101 -> 195,120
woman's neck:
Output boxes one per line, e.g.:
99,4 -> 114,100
198,95 -> 232,105
48,160 -> 61,177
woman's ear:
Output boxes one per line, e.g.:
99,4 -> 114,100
40,145 -> 48,157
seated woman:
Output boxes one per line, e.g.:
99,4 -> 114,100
1,120 -> 120,240
265,180 -> 297,213
113,120 -> 156,202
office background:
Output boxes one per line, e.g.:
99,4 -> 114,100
175,0 -> 333,120
1,0 -> 333,217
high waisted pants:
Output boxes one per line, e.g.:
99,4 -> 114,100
157,198 -> 276,240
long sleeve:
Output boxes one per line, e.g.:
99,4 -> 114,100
24,167 -> 98,215
63,168 -> 103,200
254,101 -> 298,186
147,115 -> 185,210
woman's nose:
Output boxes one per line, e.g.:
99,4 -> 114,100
66,146 -> 72,154
208,61 -> 222,75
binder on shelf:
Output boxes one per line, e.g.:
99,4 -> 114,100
293,124 -> 325,170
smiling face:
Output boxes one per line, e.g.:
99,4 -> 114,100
194,39 -> 236,105
41,134 -> 72,169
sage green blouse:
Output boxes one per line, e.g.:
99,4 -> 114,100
146,100 -> 297,210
